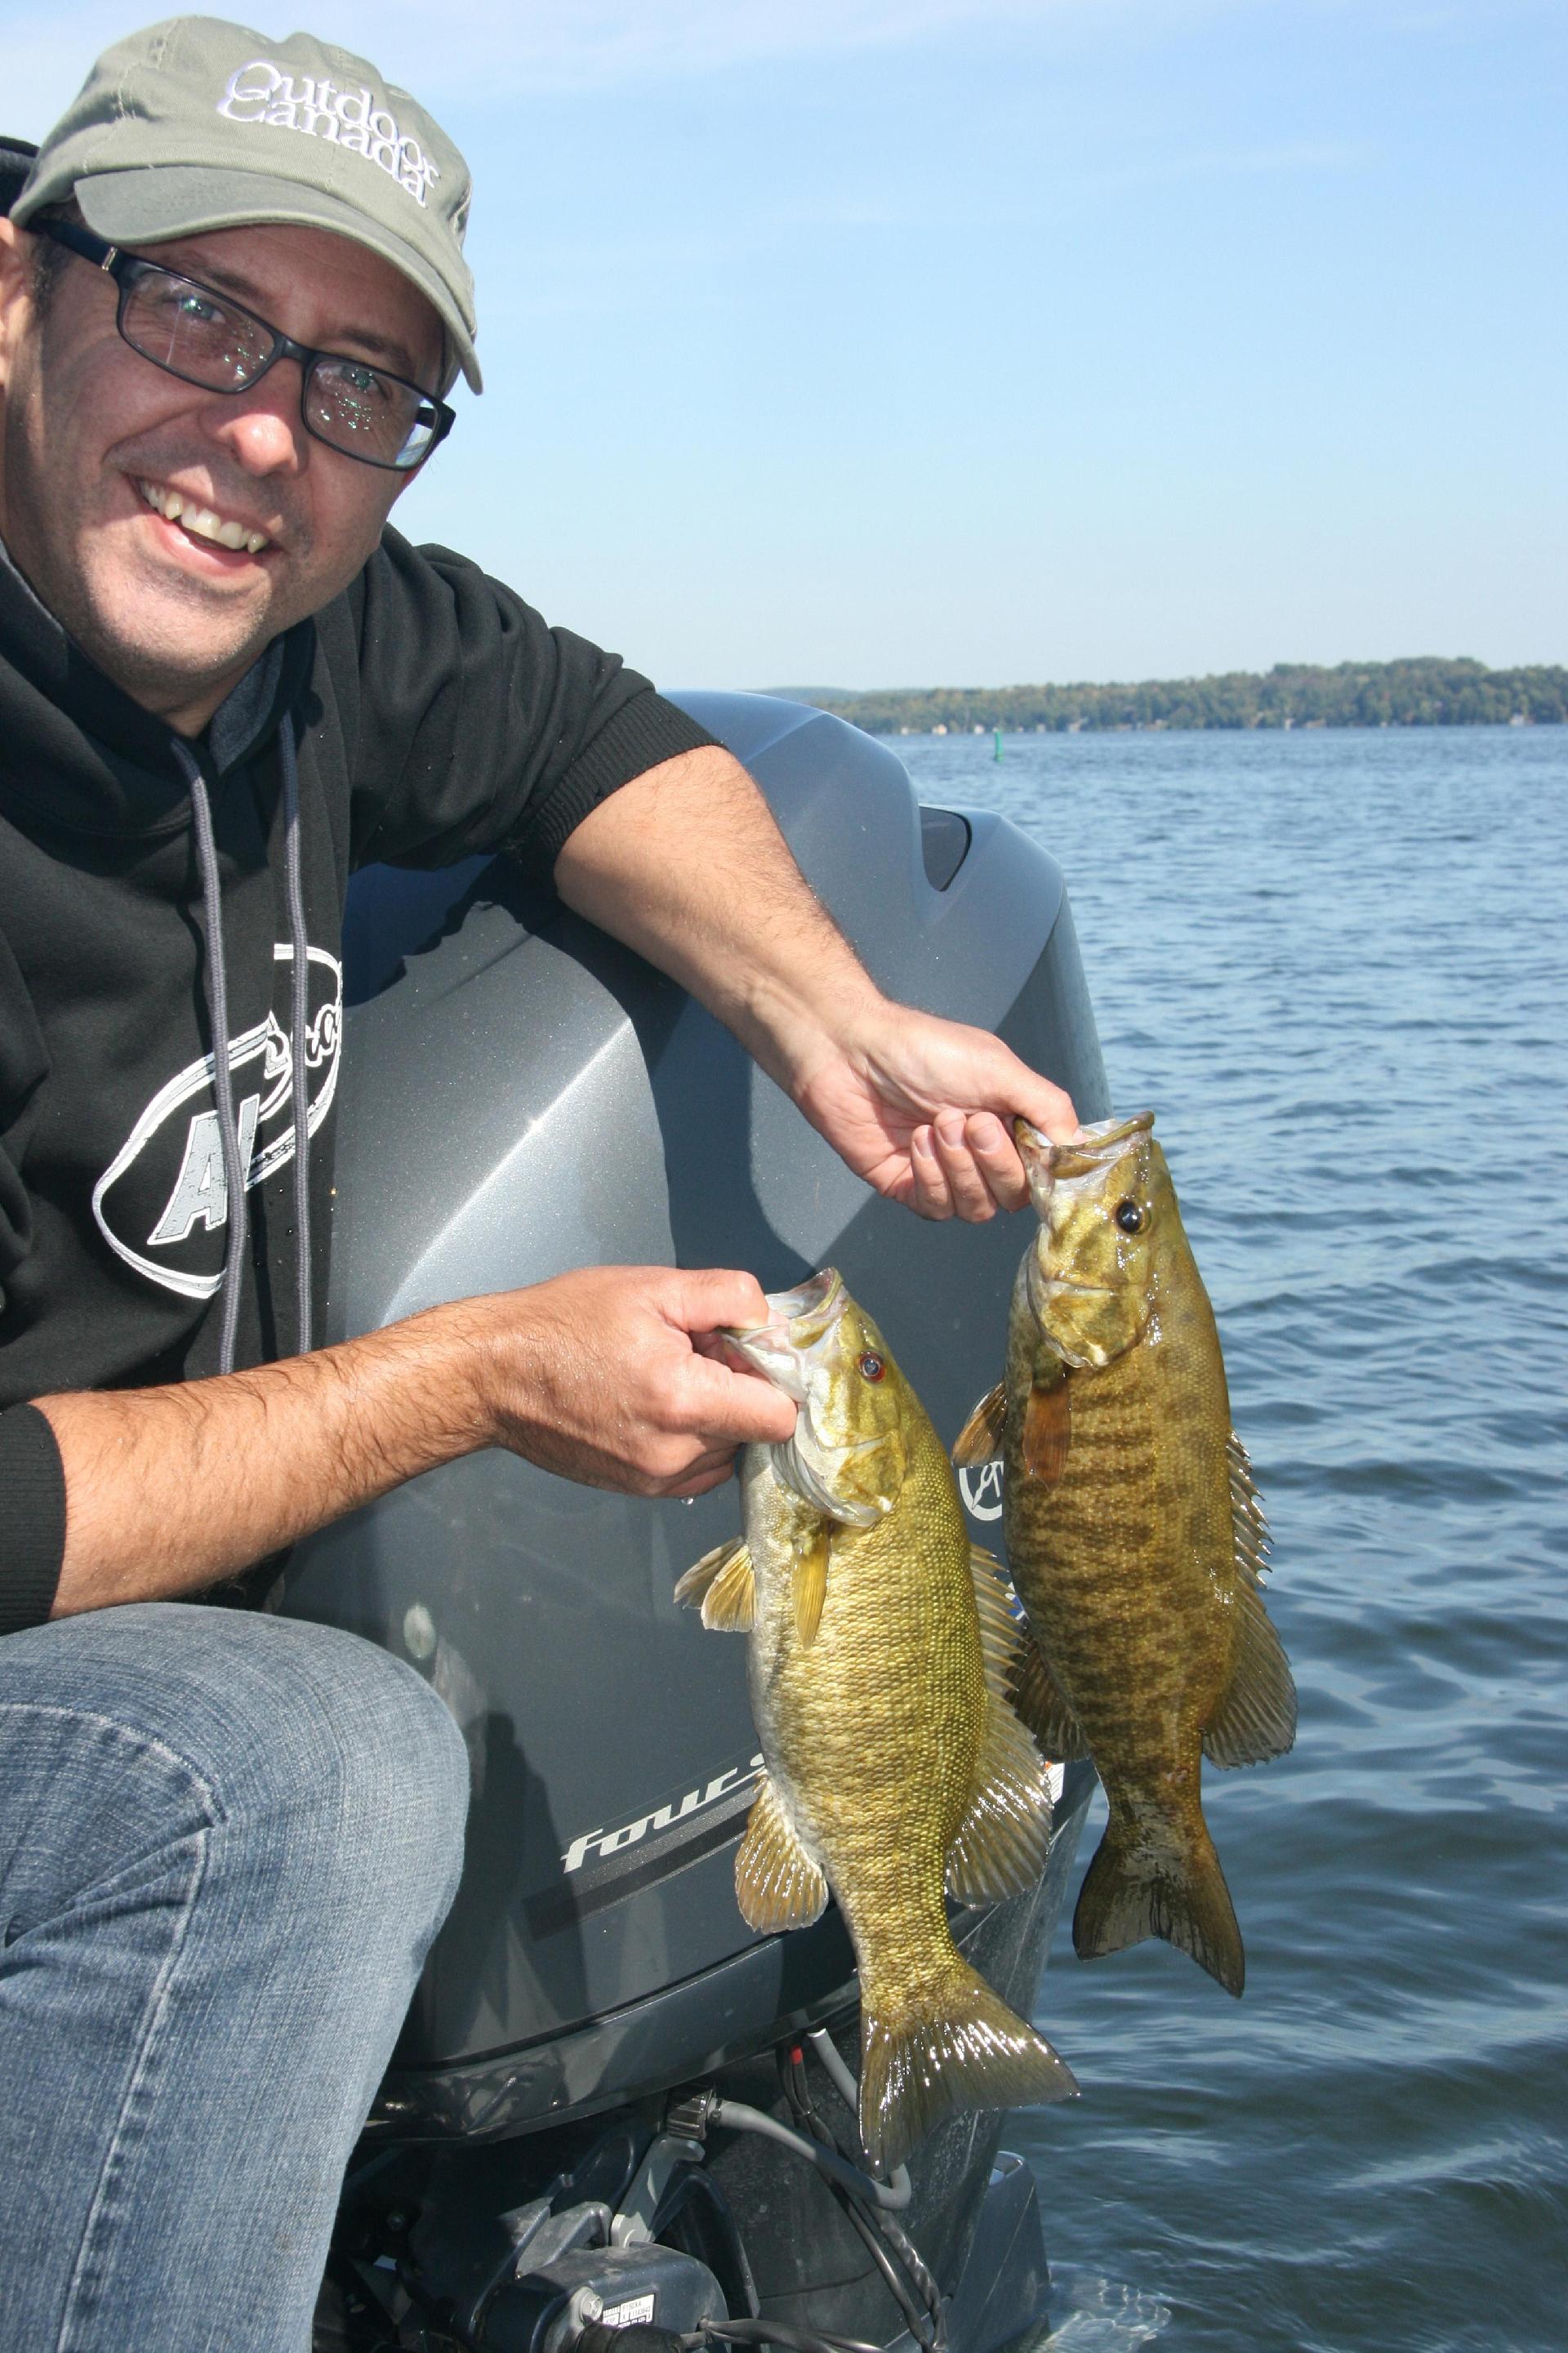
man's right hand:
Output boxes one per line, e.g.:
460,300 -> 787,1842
36,1264 -> 797,1616
456,1264 -> 796,1497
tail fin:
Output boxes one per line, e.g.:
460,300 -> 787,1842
860,1959 -> 1079,2172
1072,1809 -> 1245,1997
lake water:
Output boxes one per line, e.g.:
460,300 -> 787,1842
893,727 -> 1568,2353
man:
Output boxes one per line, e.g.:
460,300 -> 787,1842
0,19 -> 1079,2348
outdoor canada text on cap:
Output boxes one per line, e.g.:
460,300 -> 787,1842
11,15 -> 482,390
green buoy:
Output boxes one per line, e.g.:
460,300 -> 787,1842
994,728 -> 1003,762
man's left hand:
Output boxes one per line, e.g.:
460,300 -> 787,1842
791,1003 -> 1081,1221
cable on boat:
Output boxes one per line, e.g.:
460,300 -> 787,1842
706,2102 -> 911,2213
345,2050 -> 947,2351
780,2045 -> 946,2353
687,2320 -> 887,2353
800,2034 -> 875,2147
802,2031 -> 941,2348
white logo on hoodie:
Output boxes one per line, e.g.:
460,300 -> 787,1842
91,944 -> 342,1301
958,1460 -> 1004,1522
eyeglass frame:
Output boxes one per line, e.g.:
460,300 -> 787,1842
24,217 -> 456,473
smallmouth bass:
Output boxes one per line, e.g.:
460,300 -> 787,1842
956,1113 -> 1296,1997
677,1268 -> 1077,2170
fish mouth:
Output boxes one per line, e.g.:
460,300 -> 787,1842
763,1268 -> 840,1331
1049,1110 -> 1155,1181
724,1268 -> 844,1403
727,1268 -> 889,1526
1016,1112 -> 1154,1214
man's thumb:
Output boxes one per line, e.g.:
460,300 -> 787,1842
667,1265 -> 773,1335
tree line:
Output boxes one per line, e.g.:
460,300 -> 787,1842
797,657 -> 1566,734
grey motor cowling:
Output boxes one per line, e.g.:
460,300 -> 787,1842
287,692 -> 1110,2138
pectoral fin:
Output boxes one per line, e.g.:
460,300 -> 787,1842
952,1382 -> 1007,1468
674,1537 -> 756,1632
794,1524 -> 831,1646
735,1774 -> 828,1932
1023,1379 -> 1071,1482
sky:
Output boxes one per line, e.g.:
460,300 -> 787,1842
3,0 -> 1564,689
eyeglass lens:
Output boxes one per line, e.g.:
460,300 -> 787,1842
118,264 -> 436,470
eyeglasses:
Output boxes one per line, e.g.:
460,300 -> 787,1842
27,219 -> 454,472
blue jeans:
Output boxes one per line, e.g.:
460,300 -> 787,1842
0,1602 -> 470,2353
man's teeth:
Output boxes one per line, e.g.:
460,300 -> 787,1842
139,480 -> 269,555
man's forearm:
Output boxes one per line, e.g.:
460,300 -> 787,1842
555,741 -> 1080,1216
554,743 -> 884,1091
33,1264 -> 795,1620
38,1304 -> 489,1616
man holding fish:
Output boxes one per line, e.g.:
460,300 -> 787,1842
0,23 -> 1082,1622
0,20 -> 1081,2346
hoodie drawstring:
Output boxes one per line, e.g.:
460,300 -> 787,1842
279,719 -> 314,1357
173,725 -> 312,1375
176,739 -> 247,1375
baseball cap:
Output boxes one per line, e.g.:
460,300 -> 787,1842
13,16 -> 481,392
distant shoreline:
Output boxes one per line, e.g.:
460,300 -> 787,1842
784,658 -> 1566,734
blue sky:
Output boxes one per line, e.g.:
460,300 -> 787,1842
6,0 -> 1564,688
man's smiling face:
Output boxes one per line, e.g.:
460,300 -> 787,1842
0,217 -> 444,734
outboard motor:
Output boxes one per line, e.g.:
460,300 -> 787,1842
287,696 -> 1110,2353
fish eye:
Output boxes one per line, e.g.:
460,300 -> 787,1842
1114,1198 -> 1147,1234
858,1352 -> 886,1382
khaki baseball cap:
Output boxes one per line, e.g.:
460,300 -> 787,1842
14,15 -> 481,392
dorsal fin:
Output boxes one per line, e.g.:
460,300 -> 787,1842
945,1693 -> 1056,1903
1203,1580 -> 1297,1766
968,1545 -> 1092,1762
968,1544 -> 1023,1701
1205,1433 -> 1295,1765
946,1549 -> 1056,1903
1227,1431 -> 1272,1573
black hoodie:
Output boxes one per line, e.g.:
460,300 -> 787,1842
0,524 -> 715,1633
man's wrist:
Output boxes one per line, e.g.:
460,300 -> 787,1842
776,983 -> 902,1103
730,960 -> 890,1102
336,1298 -> 508,1475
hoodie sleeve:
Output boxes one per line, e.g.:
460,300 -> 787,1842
0,1402 -> 65,1634
0,956 -> 64,1633
329,528 -> 718,881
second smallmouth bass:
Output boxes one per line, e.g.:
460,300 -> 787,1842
677,1268 -> 1077,2170
956,1113 -> 1297,1997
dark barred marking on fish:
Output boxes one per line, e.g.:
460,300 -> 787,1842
958,1112 -> 1298,1999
